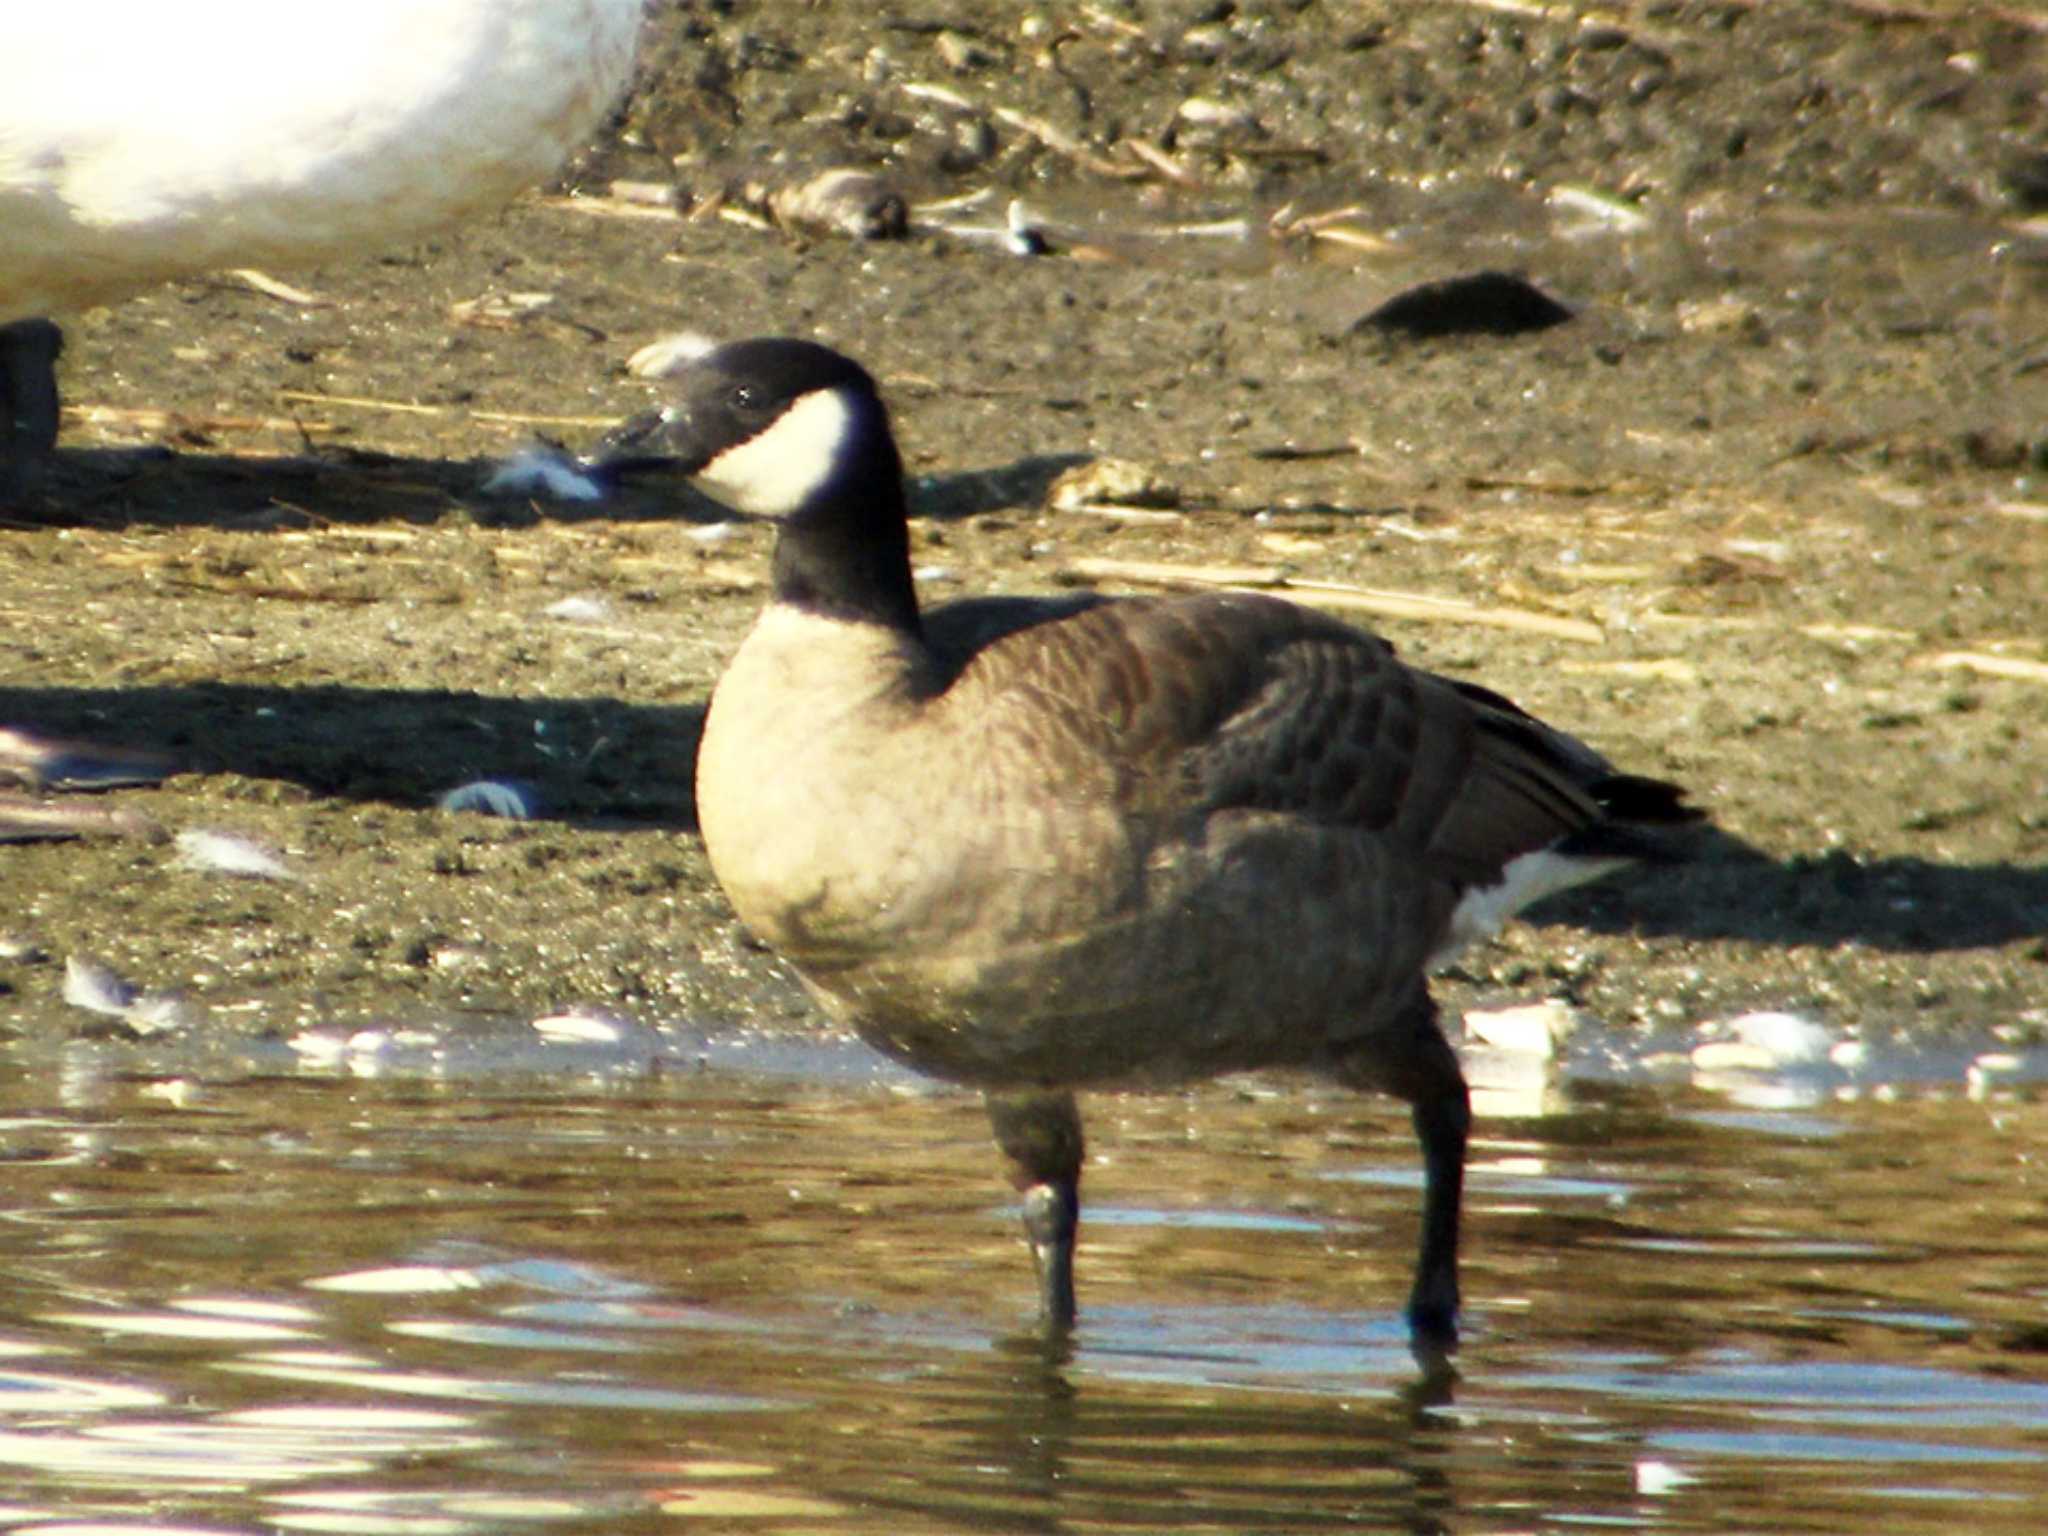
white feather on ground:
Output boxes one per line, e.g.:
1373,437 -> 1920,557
174,828 -> 299,881
62,955 -> 194,1034
438,781 -> 539,819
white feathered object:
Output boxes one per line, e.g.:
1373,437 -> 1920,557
0,0 -> 643,321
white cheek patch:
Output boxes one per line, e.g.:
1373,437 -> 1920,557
693,386 -> 856,516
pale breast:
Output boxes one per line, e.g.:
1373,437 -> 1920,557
697,606 -> 1153,992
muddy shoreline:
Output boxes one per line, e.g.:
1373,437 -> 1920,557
3,1 -> 2044,1058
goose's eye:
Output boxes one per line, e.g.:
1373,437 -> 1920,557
729,383 -> 759,412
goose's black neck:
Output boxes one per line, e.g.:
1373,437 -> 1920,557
769,394 -> 922,634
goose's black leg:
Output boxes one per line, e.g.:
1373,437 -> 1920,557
1337,992 -> 1470,1363
2,319 -> 63,505
985,1088 -> 1084,1331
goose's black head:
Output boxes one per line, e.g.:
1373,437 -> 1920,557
603,336 -> 919,630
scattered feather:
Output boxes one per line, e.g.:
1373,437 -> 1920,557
450,288 -> 556,326
684,520 -> 738,546
482,445 -> 604,502
438,779 -> 538,819
543,594 -> 615,623
923,206 -> 1043,251
63,955 -> 140,1017
628,331 -> 720,379
1004,199 -> 1051,256
62,955 -> 194,1035
126,992 -> 198,1033
532,1006 -> 631,1044
175,828 -> 298,882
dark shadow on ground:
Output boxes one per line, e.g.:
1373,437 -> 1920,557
908,454 -> 1091,520
0,682 -> 703,830
7,446 -> 492,530
1533,824 -> 2048,955
2,444 -> 741,531
3,446 -> 1090,531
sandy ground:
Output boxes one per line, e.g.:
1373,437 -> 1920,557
2,0 -> 2044,1054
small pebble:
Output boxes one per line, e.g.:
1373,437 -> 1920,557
766,168 -> 908,241
934,29 -> 995,71
0,931 -> 49,963
1175,96 -> 1261,136
1048,458 -> 1181,511
1677,294 -> 1763,336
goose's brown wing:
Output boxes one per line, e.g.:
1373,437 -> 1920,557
941,589 -> 1624,889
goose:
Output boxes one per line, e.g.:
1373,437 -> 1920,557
607,336 -> 1697,1359
0,0 -> 643,499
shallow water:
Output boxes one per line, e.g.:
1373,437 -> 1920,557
0,1034 -> 2042,1536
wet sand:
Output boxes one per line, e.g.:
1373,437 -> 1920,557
3,0 -> 2044,1055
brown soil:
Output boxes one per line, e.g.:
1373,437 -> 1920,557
3,0 -> 2044,1053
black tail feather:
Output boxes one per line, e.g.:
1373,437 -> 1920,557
1558,773 -> 1704,863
